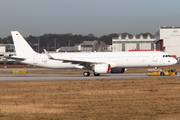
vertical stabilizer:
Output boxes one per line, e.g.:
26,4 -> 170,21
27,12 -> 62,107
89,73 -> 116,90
11,31 -> 37,55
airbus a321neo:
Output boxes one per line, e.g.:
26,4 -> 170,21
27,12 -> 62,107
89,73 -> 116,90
8,31 -> 177,76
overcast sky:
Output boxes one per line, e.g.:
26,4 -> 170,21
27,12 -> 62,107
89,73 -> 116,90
0,0 -> 180,38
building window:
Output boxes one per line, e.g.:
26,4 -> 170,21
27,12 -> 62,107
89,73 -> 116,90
173,30 -> 178,33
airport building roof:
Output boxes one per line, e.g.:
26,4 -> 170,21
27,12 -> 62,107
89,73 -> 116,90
81,41 -> 94,46
113,33 -> 154,39
58,46 -> 79,52
160,26 -> 180,29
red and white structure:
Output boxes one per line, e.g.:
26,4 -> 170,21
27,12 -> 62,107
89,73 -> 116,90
155,26 -> 180,59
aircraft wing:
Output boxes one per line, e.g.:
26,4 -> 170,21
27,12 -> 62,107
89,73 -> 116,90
43,49 -> 104,67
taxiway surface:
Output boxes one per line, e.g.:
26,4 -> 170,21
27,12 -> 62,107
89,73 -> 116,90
0,67 -> 179,81
0,73 -> 179,82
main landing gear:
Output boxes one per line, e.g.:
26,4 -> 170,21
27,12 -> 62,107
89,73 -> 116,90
94,73 -> 100,76
83,71 -> 100,77
83,71 -> 90,77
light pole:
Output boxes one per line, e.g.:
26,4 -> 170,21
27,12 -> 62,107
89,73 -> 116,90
47,43 -> 49,51
54,38 -> 57,51
68,40 -> 71,46
38,37 -> 40,53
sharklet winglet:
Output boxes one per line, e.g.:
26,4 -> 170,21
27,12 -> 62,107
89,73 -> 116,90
43,49 -> 54,59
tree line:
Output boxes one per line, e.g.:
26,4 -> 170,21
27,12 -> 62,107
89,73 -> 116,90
0,33 -> 119,53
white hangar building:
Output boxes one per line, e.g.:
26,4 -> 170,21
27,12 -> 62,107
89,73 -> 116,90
112,33 -> 155,52
111,26 -> 180,59
155,26 -> 180,58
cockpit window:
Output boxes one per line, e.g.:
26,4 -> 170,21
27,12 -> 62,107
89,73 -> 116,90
163,55 -> 171,57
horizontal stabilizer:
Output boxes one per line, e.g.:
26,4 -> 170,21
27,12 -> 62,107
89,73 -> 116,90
4,56 -> 25,61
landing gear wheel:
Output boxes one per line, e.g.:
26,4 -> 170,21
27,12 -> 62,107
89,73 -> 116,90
160,72 -> 165,76
83,72 -> 90,77
94,73 -> 100,76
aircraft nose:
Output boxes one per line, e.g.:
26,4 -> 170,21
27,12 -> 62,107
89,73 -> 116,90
168,58 -> 178,65
173,58 -> 178,64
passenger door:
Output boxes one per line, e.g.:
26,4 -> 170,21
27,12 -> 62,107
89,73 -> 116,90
152,52 -> 158,62
33,55 -> 38,64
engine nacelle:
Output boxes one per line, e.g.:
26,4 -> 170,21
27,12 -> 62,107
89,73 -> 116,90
110,68 -> 125,73
93,64 -> 111,74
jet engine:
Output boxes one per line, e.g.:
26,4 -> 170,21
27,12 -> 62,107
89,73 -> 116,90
110,68 -> 125,73
92,64 -> 111,74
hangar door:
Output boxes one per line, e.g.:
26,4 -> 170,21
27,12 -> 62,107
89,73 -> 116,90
125,43 -> 136,51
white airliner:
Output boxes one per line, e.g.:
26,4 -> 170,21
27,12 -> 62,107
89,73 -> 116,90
9,31 -> 177,76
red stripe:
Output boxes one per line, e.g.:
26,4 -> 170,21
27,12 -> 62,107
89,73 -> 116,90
108,64 -> 111,73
